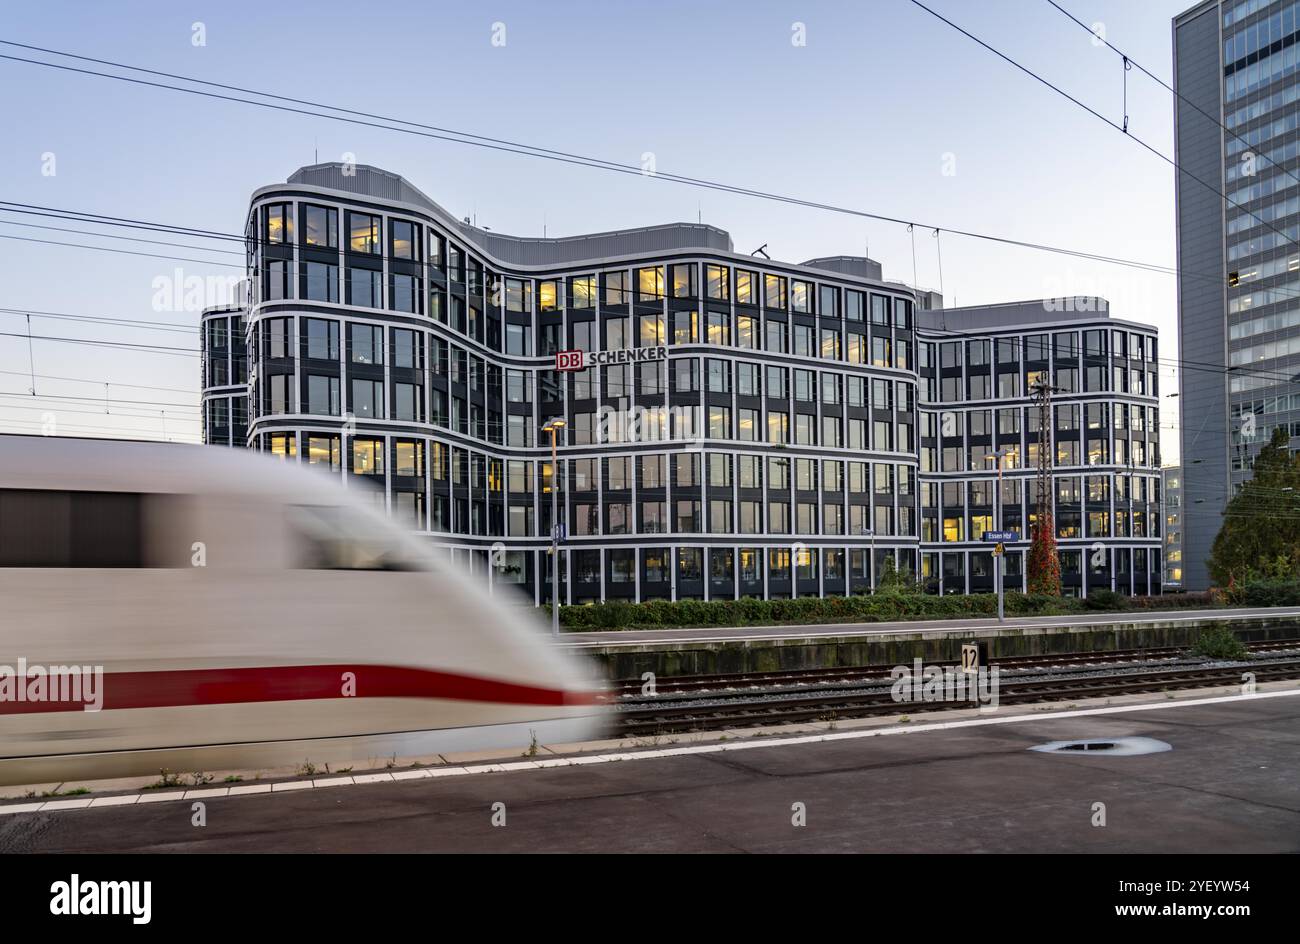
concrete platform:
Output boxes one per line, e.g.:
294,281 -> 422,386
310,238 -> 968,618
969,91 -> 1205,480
562,606 -> 1300,678
3,685 -> 1296,853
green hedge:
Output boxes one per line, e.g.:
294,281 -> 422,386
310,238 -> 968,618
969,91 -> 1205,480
1237,578 -> 1300,607
552,590 -> 1093,630
545,588 -> 1260,632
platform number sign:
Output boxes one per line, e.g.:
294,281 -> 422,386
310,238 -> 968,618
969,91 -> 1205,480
961,642 -> 987,674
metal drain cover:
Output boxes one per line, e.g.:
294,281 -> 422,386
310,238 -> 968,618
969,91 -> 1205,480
1030,737 -> 1171,756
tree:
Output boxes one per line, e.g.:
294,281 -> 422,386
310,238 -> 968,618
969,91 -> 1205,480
877,555 -> 919,593
1209,427 -> 1300,587
1027,511 -> 1061,595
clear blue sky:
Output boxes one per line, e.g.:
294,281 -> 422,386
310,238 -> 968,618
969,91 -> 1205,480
0,0 -> 1194,456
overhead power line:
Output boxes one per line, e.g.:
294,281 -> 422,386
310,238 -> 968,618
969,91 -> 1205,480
0,216 -> 244,256
0,306 -> 199,336
907,0 -> 1300,259
0,40 -> 1224,281
0,232 -> 243,268
1044,0 -> 1300,194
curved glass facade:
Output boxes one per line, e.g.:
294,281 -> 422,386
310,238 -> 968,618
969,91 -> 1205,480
202,164 -> 1162,602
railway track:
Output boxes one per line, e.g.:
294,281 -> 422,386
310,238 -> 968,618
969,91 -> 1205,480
616,645 -> 1300,736
612,639 -> 1300,697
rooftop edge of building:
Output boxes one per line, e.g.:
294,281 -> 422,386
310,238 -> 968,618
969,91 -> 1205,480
279,163 -> 735,267
268,164 -> 913,288
798,255 -> 884,280
916,297 -> 1154,332
1174,0 -> 1221,26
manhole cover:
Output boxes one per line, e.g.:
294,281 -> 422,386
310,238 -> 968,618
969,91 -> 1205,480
1030,737 -> 1171,756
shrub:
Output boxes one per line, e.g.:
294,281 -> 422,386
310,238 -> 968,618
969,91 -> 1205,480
594,601 -> 633,629
1239,578 -> 1300,607
1083,588 -> 1129,611
1192,626 -> 1249,661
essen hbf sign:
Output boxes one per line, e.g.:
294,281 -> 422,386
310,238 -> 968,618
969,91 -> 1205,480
555,347 -> 666,372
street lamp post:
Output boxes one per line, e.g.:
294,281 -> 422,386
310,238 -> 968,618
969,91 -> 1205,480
862,527 -> 875,592
986,448 -> 1011,623
542,419 -> 566,638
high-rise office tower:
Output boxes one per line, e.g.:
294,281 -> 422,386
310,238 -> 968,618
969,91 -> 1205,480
1174,0 -> 1300,589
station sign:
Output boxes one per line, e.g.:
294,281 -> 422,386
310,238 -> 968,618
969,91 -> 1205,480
961,642 -> 988,674
554,347 -> 667,372
981,530 -> 1019,543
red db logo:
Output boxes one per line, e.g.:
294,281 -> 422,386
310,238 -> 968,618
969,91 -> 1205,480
555,350 -> 585,372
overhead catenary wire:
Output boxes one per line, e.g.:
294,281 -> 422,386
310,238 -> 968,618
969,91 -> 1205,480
0,329 -> 197,356
1044,0 -> 1300,194
0,365 -> 197,394
0,41 -> 1262,291
2,36 -> 1298,431
907,0 -> 1300,259
0,306 -> 200,336
0,217 -> 244,257
0,232 -> 244,268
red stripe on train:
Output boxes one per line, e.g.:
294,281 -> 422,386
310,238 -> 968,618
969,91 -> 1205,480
0,664 -> 604,714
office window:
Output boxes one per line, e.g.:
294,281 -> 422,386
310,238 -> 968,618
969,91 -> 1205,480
571,275 -> 595,309
390,273 -> 418,313
348,267 -> 383,308
538,280 -> 560,313
351,379 -> 383,419
391,219 -> 418,260
349,324 -> 383,365
304,262 -> 339,302
347,212 -> 381,254
820,285 -> 839,318
764,274 -> 787,309
393,382 -> 420,421
707,358 -> 730,394
637,266 -> 664,300
670,264 -> 697,298
765,319 -> 787,353
351,438 -> 384,475
307,374 -> 340,416
506,323 -> 530,356
709,406 -> 730,439
737,407 -> 759,441
672,309 -> 698,344
640,312 -> 665,347
706,309 -> 730,345
737,315 -> 758,349
265,203 -> 292,244
790,280 -> 811,313
303,204 -> 337,248
604,270 -> 628,306
304,318 -> 339,360
706,264 -> 729,300
846,290 -> 864,321
307,434 -> 341,469
821,329 -> 841,360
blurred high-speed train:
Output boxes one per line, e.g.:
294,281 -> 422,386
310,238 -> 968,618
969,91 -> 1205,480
0,434 -> 606,786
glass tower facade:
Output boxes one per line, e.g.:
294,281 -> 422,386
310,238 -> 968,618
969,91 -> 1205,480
1176,0 -> 1300,588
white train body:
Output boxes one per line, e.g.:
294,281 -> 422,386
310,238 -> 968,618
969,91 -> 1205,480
0,435 -> 606,785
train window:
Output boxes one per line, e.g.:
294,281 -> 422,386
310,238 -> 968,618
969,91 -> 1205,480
287,504 -> 423,571
0,489 -> 142,567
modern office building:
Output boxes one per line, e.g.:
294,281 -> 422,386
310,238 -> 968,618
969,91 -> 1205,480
201,163 -> 1162,602
1162,465 -> 1185,588
200,301 -> 249,448
917,300 -> 1164,597
1174,0 -> 1300,589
